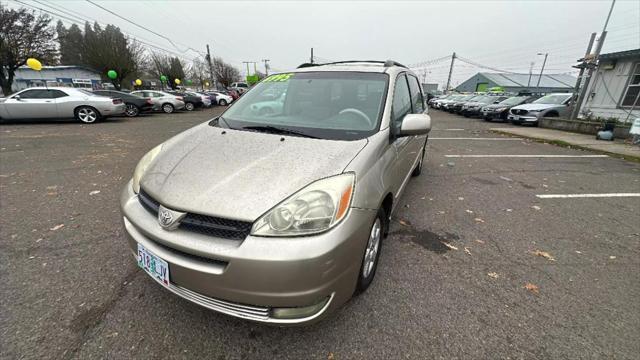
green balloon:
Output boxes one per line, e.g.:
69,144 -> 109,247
186,79 -> 192,85
107,70 -> 117,79
160,75 -> 168,82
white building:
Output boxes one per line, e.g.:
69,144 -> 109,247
11,65 -> 103,92
580,48 -> 640,122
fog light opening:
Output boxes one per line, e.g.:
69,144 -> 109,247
271,295 -> 332,320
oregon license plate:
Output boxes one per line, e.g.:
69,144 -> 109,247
137,244 -> 170,286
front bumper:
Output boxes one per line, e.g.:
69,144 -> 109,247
508,113 -> 539,122
120,181 -> 375,325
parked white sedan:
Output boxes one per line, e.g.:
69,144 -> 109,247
0,87 -> 126,123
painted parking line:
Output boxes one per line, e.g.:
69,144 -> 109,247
444,154 -> 609,158
430,137 -> 522,141
536,193 -> 640,199
432,128 -> 466,131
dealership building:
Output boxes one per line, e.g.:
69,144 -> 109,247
455,72 -> 576,94
9,65 -> 103,92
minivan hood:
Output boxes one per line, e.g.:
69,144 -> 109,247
140,123 -> 367,221
512,103 -> 556,111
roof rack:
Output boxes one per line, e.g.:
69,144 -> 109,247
296,60 -> 407,69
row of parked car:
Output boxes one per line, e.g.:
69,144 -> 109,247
0,87 -> 238,123
428,92 -> 574,125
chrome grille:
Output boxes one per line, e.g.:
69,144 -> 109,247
511,109 -> 529,115
170,284 -> 270,321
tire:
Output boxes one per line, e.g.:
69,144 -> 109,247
355,207 -> 386,294
412,144 -> 426,177
162,103 -> 174,114
185,102 -> 195,111
75,106 -> 101,123
124,103 -> 140,117
219,99 -> 228,106
483,116 -> 492,122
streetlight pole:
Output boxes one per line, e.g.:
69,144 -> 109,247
535,53 -> 548,88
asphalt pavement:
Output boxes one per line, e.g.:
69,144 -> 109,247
1,108 -> 639,359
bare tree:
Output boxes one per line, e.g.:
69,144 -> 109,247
0,6 -> 57,95
149,52 -> 185,90
212,57 -> 240,88
190,58 -> 208,90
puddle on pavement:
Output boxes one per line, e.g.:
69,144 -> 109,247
391,224 -> 459,254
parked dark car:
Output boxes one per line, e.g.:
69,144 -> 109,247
93,90 -> 153,117
166,91 -> 203,111
482,95 -> 541,122
459,95 -> 509,117
448,95 -> 480,113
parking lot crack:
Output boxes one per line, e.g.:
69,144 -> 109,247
62,267 -> 140,360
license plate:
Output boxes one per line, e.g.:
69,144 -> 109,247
512,115 -> 519,120
137,244 -> 170,286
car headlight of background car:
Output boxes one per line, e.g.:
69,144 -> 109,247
251,173 -> 355,237
132,144 -> 163,193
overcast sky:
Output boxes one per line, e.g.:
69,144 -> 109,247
9,0 -> 640,87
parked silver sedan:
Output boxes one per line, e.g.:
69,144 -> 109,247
130,90 -> 185,114
121,60 -> 432,325
0,87 -> 125,123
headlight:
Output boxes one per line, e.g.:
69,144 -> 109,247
495,107 -> 506,112
132,144 -> 163,193
251,173 -> 355,237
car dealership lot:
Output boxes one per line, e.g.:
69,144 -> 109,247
1,110 -> 639,359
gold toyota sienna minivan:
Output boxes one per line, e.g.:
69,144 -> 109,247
120,60 -> 431,325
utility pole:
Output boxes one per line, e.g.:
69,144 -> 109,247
568,33 -> 597,119
205,44 -> 215,89
310,48 -> 314,64
527,61 -> 535,87
262,59 -> 270,76
535,53 -> 548,88
571,0 -> 615,119
242,61 -> 252,77
445,52 -> 456,93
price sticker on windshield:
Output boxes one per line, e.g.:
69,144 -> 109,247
263,73 -> 294,82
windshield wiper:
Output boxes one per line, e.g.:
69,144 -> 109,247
209,116 -> 236,130
242,125 -> 318,139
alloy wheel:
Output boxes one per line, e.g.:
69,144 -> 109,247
78,108 -> 98,123
362,218 -> 382,278
125,104 -> 139,117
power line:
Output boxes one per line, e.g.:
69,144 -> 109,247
84,0 -> 205,57
12,0 -> 200,64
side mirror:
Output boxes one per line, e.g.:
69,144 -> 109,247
399,113 -> 431,136
13,95 -> 21,100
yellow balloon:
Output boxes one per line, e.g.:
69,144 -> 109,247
205,82 -> 210,87
174,79 -> 181,85
26,58 -> 42,71
135,79 -> 142,86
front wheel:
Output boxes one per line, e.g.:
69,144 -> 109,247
125,103 -> 140,117
355,208 -> 386,294
75,106 -> 101,123
219,99 -> 228,106
185,102 -> 195,111
162,103 -> 174,114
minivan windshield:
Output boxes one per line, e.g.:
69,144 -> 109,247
533,94 -> 571,105
218,72 -> 389,140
